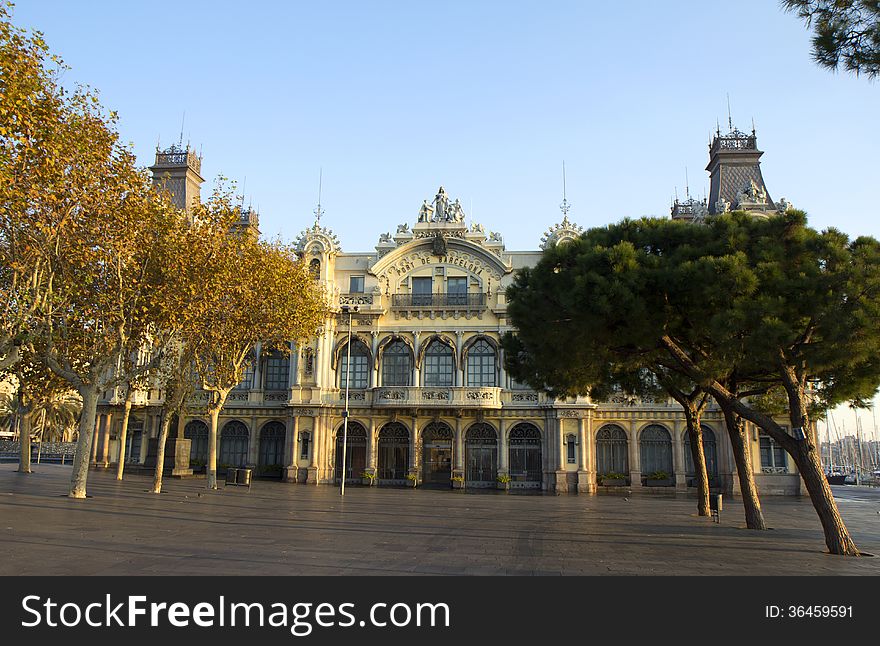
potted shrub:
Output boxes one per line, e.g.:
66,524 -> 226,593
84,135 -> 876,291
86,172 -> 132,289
362,470 -> 377,487
451,475 -> 465,490
600,472 -> 627,486
646,470 -> 673,487
496,473 -> 511,492
405,472 -> 418,488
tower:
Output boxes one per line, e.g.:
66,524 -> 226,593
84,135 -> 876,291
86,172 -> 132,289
706,124 -> 775,216
149,143 -> 204,213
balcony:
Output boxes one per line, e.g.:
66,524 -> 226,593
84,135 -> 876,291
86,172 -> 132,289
370,387 -> 502,409
391,292 -> 486,320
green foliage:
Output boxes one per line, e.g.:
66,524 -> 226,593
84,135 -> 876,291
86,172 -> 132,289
782,0 -> 880,78
648,471 -> 670,480
600,472 -> 626,480
496,473 -> 511,483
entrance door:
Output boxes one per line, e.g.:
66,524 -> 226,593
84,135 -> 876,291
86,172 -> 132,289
423,443 -> 452,484
421,421 -> 453,485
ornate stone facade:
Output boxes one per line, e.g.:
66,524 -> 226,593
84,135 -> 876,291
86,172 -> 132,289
92,139 -> 804,497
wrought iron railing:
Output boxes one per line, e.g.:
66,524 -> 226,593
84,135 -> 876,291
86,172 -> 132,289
391,293 -> 486,308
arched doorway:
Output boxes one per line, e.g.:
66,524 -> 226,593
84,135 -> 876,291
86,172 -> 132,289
465,423 -> 497,486
334,421 -> 367,483
258,421 -> 285,478
377,422 -> 409,482
421,421 -> 453,485
508,423 -> 542,487
184,420 -> 209,469
219,421 -> 249,470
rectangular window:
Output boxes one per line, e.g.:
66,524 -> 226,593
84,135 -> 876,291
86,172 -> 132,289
339,353 -> 369,389
300,432 -> 311,460
759,434 -> 788,473
349,275 -> 364,293
566,436 -> 577,464
447,277 -> 467,305
412,277 -> 432,305
234,361 -> 254,390
263,355 -> 289,390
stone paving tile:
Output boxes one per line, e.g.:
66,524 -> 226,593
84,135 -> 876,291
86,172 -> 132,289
1,464 -> 879,575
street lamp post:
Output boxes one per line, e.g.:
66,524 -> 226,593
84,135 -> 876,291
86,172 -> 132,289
340,304 -> 358,495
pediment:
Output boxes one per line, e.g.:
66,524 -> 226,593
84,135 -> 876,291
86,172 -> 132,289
369,237 -> 512,283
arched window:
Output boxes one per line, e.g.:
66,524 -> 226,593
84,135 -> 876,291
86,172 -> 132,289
382,340 -> 412,386
339,341 -> 370,389
465,423 -> 497,484
684,425 -> 718,477
640,424 -> 673,476
377,422 -> 409,480
184,420 -> 208,466
596,424 -> 628,476
466,339 -> 496,387
258,421 -> 286,475
335,422 -> 367,482
423,340 -> 453,387
508,423 -> 542,483
219,421 -> 249,468
262,352 -> 290,390
309,258 -> 321,279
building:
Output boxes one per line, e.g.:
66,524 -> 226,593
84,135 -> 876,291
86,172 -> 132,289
90,125 -> 805,496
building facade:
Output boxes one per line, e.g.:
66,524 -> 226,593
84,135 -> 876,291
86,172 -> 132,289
91,126 -> 805,496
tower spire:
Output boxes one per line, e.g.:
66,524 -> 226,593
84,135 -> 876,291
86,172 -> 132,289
727,93 -> 732,131
313,168 -> 324,226
559,160 -> 571,219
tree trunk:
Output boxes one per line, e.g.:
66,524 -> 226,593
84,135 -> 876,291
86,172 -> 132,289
69,387 -> 99,499
683,405 -> 710,516
720,402 -> 766,530
115,397 -> 133,481
17,394 -> 32,474
207,405 -> 221,490
151,414 -> 172,494
785,384 -> 859,555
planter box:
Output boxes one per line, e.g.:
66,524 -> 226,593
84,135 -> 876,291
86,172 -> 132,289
646,478 -> 673,487
601,478 -> 627,487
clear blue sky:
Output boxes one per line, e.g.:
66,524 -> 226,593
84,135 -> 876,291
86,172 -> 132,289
11,0 -> 880,438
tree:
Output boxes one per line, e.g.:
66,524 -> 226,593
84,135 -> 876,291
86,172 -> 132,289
184,188 -> 327,490
502,216 -> 767,527
659,211 -> 880,555
782,0 -> 880,78
504,212 -> 880,554
0,3 -> 119,372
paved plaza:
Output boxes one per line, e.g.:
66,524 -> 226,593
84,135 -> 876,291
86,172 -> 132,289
0,463 -> 878,575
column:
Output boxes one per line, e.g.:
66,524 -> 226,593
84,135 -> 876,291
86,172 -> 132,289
454,416 -> 464,472
455,332 -> 464,387
247,417 -> 259,468
283,413 -> 296,482
673,418 -> 687,490
289,341 -> 299,388
101,412 -> 113,467
371,331 -> 380,388
408,414 -> 418,476
307,415 -> 319,484
577,416 -> 594,494
412,331 -> 421,387
629,418 -> 642,488
252,341 -> 262,391
90,414 -> 102,465
554,416 -> 568,494
498,418 -> 508,473
498,345 -> 506,389
366,419 -> 377,471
